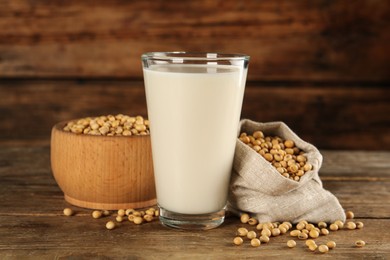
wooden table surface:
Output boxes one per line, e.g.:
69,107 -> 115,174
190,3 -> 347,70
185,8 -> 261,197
0,146 -> 389,259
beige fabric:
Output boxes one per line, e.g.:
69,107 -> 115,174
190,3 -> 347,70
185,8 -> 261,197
228,119 -> 346,223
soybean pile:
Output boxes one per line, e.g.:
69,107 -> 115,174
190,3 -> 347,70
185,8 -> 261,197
233,211 -> 366,253
239,131 -> 313,182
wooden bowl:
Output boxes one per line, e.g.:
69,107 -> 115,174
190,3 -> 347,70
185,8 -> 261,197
50,121 -> 156,210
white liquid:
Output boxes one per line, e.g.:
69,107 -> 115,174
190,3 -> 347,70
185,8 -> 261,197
144,64 -> 247,214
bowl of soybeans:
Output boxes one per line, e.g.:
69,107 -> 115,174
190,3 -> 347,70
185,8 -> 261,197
51,114 -> 156,210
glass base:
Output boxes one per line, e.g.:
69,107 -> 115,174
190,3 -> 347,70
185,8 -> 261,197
159,205 -> 225,230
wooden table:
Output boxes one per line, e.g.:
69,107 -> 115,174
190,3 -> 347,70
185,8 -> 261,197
0,146 -> 389,259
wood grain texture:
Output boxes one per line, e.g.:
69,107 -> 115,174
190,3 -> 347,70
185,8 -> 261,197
1,1 -> 389,256
0,79 -> 389,150
0,0 -> 389,81
51,123 -> 156,210
0,147 -> 389,258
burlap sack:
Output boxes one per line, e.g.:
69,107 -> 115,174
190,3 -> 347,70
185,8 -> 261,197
228,119 -> 345,223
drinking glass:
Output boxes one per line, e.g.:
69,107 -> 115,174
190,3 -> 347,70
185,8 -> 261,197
142,52 -> 249,229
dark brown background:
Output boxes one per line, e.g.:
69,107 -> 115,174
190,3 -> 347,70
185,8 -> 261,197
1,0 -> 389,149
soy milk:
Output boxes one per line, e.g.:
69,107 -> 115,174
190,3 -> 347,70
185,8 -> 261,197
144,64 -> 247,214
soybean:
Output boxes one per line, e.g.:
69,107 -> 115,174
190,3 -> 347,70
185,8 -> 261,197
329,223 -> 339,231
233,237 -> 244,246
248,218 -> 258,226
145,209 -> 155,216
260,235 -> 270,243
346,210 -> 355,219
133,216 -> 143,225
256,223 -> 264,231
261,229 -> 271,237
298,233 -> 309,240
125,209 -> 134,216
63,208 -> 73,216
296,222 -> 306,230
237,227 -> 249,237
250,238 -> 261,247
105,221 -> 115,230
287,240 -> 296,248
247,231 -> 257,239
117,209 -> 125,217
309,229 -> 320,238
301,229 -> 309,235
355,240 -> 366,247
279,226 -> 288,234
356,221 -> 364,229
290,230 -> 301,237
128,215 -> 135,222
91,210 -> 102,219
321,228 -> 330,235
346,221 -> 357,230
305,239 -> 316,247
283,222 -> 293,229
308,244 -> 318,251
271,228 -> 281,237
143,215 -> 154,222
240,213 -> 250,224
318,245 -> 329,253
327,241 -> 336,249
318,221 -> 327,229
334,220 -> 344,229
305,224 -> 315,231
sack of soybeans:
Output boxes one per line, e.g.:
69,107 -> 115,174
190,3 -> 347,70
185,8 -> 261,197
228,119 -> 345,223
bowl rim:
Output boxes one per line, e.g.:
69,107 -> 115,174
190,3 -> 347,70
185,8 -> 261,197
53,119 -> 150,139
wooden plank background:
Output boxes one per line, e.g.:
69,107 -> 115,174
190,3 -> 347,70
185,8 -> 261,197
0,0 -> 389,149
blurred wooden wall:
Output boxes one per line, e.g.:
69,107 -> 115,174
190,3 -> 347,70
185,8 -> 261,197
0,0 -> 389,149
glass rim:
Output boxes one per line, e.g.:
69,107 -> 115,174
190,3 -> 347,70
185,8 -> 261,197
142,51 -> 250,61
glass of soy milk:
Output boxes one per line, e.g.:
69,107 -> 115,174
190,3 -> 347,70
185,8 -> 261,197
142,52 -> 249,230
